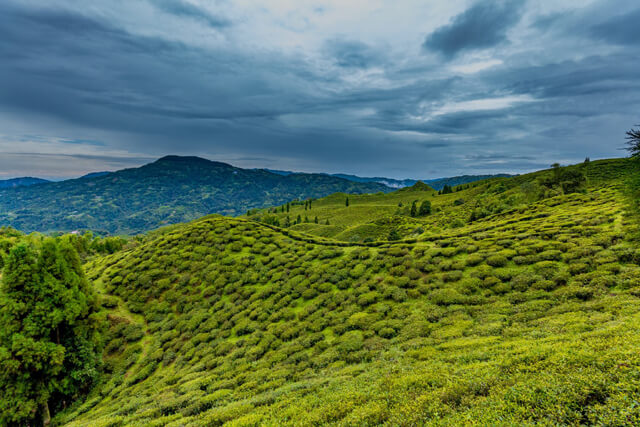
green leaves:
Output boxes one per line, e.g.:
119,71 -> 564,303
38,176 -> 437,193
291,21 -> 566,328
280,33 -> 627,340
0,238 -> 102,425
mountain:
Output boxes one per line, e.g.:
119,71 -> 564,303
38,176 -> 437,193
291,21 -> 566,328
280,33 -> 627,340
79,171 -> 112,179
263,169 -> 514,190
0,177 -> 50,189
30,157 -> 638,426
0,156 -> 390,235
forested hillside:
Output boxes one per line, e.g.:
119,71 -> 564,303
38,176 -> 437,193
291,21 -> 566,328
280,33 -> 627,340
0,156 -> 389,235
23,157 -> 638,426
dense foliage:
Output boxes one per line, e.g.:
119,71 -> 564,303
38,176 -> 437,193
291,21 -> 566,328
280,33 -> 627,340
0,238 -> 103,426
44,158 -> 640,426
0,156 -> 389,235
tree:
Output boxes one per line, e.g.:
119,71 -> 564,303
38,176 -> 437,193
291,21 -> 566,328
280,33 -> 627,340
345,197 -> 349,207
325,219 -> 330,225
418,200 -> 432,216
550,163 -> 561,181
626,125 -> 640,158
410,201 -> 417,217
0,238 -> 102,426
314,216 -> 318,224
286,203 -> 290,213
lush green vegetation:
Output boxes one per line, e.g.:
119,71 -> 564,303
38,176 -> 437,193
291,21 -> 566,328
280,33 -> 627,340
2,157 -> 640,426
0,156 -> 389,235
247,159 -> 625,243
0,237 -> 103,426
11,157 -> 631,426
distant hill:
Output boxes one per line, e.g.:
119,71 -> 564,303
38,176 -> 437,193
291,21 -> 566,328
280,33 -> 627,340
0,177 -> 50,189
425,174 -> 514,190
263,169 -> 514,190
79,171 -> 112,179
0,156 -> 390,234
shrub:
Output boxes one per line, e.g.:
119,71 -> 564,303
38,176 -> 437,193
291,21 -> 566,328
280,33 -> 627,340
486,255 -> 508,267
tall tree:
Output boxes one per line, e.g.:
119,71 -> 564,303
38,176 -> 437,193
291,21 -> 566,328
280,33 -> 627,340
0,238 -> 102,426
626,125 -> 640,158
345,197 -> 349,207
410,201 -> 417,217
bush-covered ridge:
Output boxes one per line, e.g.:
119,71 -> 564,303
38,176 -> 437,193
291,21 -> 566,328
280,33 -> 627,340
246,158 -> 633,243
0,156 -> 390,235
54,158 -> 640,425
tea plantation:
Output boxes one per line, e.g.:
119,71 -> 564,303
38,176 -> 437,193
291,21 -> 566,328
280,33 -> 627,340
1,158 -> 640,425
29,159 -> 637,425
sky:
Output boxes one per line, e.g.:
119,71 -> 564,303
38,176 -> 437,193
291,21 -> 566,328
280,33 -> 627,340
1,0 -> 639,179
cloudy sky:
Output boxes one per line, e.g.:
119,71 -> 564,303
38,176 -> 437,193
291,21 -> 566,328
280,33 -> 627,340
1,0 -> 639,179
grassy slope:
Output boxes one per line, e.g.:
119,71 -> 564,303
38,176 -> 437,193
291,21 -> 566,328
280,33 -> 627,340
54,159 -> 640,426
246,159 -> 633,243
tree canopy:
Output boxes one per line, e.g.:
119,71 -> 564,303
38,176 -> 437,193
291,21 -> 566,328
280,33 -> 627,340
626,125 -> 640,158
0,238 -> 102,426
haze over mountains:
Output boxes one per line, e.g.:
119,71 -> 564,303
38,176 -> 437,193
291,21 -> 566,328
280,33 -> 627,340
263,170 -> 514,190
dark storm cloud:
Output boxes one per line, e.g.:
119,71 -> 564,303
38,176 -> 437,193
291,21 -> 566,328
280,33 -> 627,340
0,0 -> 639,178
589,8 -> 640,46
150,0 -> 231,29
423,0 -> 526,58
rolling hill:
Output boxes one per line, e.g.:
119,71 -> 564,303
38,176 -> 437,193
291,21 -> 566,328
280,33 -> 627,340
36,157 -> 640,425
246,159 -> 632,243
1,158 -> 640,426
0,156 -> 390,235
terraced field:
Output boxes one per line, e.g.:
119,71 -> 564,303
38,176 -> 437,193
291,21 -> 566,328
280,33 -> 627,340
50,158 -> 640,425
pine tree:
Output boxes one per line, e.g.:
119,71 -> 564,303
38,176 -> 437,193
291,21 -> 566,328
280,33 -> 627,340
325,219 -> 330,225
286,203 -> 290,213
314,216 -> 318,224
0,238 -> 102,426
410,201 -> 417,217
345,197 -> 349,207
296,214 -> 301,224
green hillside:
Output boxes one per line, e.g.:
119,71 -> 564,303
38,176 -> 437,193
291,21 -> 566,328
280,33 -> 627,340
247,159 -> 632,243
0,156 -> 390,235
26,157 -> 638,425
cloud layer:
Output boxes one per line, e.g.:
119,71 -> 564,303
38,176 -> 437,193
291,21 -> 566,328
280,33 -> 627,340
0,0 -> 639,178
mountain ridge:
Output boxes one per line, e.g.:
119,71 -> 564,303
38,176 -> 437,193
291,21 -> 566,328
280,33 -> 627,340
0,156 -> 390,235
0,176 -> 50,189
